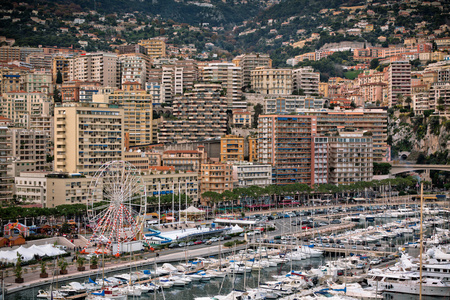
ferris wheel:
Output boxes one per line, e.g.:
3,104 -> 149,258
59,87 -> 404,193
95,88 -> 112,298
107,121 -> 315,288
82,161 -> 147,256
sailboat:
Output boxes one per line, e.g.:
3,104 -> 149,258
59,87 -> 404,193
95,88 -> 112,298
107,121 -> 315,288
87,247 -> 127,300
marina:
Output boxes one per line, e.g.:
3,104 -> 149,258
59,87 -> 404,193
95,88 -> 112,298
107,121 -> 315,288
1,196 -> 449,300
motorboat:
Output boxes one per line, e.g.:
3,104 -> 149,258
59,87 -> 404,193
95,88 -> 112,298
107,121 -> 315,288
36,290 -> 68,299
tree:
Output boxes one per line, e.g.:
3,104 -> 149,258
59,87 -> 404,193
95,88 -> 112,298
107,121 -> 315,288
56,70 -> 63,85
437,97 -> 445,113
53,87 -> 62,103
14,253 -> 23,283
58,257 -> 69,274
40,261 -> 48,278
369,58 -> 379,70
373,162 -> 392,175
404,96 -> 412,108
76,256 -> 86,271
350,101 -> 357,108
396,94 -> 404,107
252,103 -> 263,128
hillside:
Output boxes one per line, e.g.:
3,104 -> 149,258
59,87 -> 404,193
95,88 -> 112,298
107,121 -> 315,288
0,0 -> 265,26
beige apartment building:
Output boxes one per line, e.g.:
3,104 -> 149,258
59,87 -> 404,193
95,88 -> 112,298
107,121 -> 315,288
54,103 -> 124,176
0,127 -> 13,202
106,82 -> 153,146
124,150 -> 153,171
25,70 -> 53,93
1,91 -> 52,128
139,39 -> 166,58
0,66 -> 28,94
232,110 -> 252,128
17,172 -> 102,208
68,52 -> 119,87
142,166 -> 199,204
251,67 -> 292,95
9,128 -> 49,170
232,53 -> 272,88
248,136 -> 258,162
52,56 -> 71,84
328,131 -> 373,185
200,162 -> 233,204
162,148 -> 207,172
220,135 -> 245,163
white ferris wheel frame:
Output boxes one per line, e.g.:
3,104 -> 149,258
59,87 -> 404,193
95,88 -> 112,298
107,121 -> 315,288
83,160 -> 147,255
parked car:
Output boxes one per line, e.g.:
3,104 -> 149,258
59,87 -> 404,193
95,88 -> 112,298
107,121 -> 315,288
178,242 -> 186,247
186,241 -> 195,246
194,240 -> 203,245
169,243 -> 179,248
356,263 -> 365,269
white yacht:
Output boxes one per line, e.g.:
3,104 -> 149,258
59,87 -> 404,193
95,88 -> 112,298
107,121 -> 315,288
367,269 -> 450,297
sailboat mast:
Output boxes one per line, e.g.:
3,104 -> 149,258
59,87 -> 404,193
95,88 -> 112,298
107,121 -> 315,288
419,182 -> 424,300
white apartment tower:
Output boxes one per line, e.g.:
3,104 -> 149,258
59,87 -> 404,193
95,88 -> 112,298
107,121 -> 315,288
202,63 -> 244,110
328,131 -> 373,185
118,53 -> 151,88
292,67 -> 320,95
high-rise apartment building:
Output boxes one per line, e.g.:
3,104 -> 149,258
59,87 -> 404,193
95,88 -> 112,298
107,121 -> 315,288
118,44 -> 147,55
25,70 -> 53,93
328,131 -> 373,185
158,83 -> 227,143
68,52 -> 119,87
220,135 -> 245,163
52,56 -> 71,84
200,162 -> 233,204
0,46 -> 20,62
387,61 -> 411,106
202,63 -> 244,109
0,126 -> 13,202
251,67 -> 292,95
248,136 -> 258,162
298,109 -> 388,162
143,166 -> 199,205
0,66 -> 28,94
263,95 -> 325,114
232,162 -> 272,188
118,53 -> 151,88
54,103 -> 124,176
1,91 -> 52,127
292,67 -> 320,95
258,115 -> 317,186
10,128 -> 49,170
313,137 -> 328,185
162,147 -> 207,172
106,82 -> 153,146
147,59 -> 198,105
139,39 -> 166,58
232,53 -> 272,88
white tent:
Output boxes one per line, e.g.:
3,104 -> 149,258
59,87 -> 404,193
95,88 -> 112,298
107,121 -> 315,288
180,206 -> 205,214
228,225 -> 244,234
0,244 -> 66,264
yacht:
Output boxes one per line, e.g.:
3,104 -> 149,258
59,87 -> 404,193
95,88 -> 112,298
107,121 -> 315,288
367,269 -> 450,297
